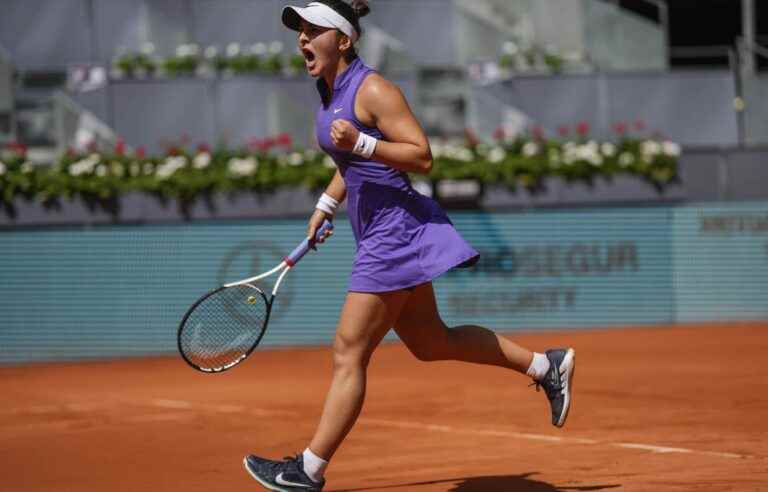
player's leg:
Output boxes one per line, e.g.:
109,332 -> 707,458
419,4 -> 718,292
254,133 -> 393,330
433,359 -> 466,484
393,282 -> 533,370
307,289 -> 410,459
393,282 -> 575,428
244,288 -> 411,491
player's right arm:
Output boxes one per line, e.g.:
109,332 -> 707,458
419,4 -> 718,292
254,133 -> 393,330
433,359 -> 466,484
308,168 -> 345,242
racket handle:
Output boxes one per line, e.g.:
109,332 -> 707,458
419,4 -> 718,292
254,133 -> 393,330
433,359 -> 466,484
284,220 -> 334,266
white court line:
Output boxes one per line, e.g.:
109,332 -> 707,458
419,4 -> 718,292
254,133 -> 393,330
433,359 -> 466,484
357,417 -> 752,460
126,412 -> 195,423
149,399 -> 298,418
152,399 -> 193,410
6,399 -> 753,460
614,443 -> 693,454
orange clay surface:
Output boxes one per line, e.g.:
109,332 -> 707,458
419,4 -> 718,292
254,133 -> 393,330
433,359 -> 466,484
1,322 -> 767,492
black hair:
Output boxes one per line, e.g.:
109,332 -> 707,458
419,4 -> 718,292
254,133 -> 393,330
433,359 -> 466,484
314,0 -> 370,39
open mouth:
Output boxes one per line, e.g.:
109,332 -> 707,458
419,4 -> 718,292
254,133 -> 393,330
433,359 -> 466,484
301,47 -> 316,64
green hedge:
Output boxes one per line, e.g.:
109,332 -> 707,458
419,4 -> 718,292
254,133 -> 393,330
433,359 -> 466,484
0,136 -> 680,218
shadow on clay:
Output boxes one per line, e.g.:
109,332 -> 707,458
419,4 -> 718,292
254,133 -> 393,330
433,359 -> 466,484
331,472 -> 622,491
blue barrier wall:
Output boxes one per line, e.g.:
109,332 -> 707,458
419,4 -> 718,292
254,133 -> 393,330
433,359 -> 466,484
1,202 -> 766,364
673,202 -> 768,322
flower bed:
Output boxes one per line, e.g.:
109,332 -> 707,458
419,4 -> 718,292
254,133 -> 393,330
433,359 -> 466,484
0,132 -> 680,219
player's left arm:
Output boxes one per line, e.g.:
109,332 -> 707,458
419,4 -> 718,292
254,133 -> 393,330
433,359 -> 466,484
330,74 -> 433,174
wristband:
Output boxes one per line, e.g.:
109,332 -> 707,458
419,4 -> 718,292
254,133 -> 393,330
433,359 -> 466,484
352,132 -> 378,159
315,192 -> 339,215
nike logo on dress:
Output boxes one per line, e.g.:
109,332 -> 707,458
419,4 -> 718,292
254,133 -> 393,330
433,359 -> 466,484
334,108 -> 343,114
275,473 -> 314,488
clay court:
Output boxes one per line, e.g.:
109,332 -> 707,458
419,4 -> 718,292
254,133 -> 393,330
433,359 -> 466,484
2,321 -> 766,491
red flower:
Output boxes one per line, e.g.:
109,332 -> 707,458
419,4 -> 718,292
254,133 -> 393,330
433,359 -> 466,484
136,147 -> 146,158
262,137 -> 276,150
612,122 -> 628,135
634,119 -> 646,132
276,133 -> 293,147
531,125 -> 545,141
576,121 -> 590,137
7,140 -> 28,156
87,140 -> 98,153
557,125 -> 570,138
196,142 -> 211,153
114,138 -> 126,156
167,145 -> 180,156
66,146 -> 76,157
493,126 -> 505,141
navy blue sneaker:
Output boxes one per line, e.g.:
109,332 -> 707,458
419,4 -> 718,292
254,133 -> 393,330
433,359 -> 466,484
532,348 -> 576,428
243,454 -> 324,491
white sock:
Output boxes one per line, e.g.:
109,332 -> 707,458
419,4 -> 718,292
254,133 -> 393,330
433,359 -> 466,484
302,448 -> 328,483
526,352 -> 551,381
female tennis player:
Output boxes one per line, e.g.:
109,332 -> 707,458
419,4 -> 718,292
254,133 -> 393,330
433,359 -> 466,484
244,2 -> 575,490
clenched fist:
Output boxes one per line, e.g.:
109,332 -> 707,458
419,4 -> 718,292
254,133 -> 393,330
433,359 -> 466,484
330,119 -> 359,151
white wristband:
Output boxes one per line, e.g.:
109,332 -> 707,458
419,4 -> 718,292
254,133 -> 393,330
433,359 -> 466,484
352,132 -> 378,159
315,192 -> 339,215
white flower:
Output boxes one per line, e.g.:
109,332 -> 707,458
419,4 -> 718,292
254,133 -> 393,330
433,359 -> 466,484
619,152 -> 635,167
288,152 -> 304,166
21,162 -> 34,174
188,43 -> 200,56
110,162 -> 124,177
204,46 -> 219,59
601,142 -> 616,157
227,157 -> 258,177
662,141 -> 681,157
455,148 -> 474,162
130,163 -> 141,176
641,140 -> 662,157
226,42 -> 241,58
575,143 -> 600,164
176,44 -> 191,57
0,161 -> 5,175
487,146 -> 506,164
96,165 -> 107,177
142,163 -> 154,175
303,149 -> 318,161
269,41 -> 284,54
252,43 -> 267,56
68,154 -> 101,176
156,156 -> 188,179
522,142 -> 539,157
323,155 -> 337,168
193,152 -> 211,170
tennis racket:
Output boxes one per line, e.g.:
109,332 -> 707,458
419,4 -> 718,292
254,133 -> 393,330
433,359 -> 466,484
177,220 -> 334,373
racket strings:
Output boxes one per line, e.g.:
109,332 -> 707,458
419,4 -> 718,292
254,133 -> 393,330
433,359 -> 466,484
179,285 -> 268,370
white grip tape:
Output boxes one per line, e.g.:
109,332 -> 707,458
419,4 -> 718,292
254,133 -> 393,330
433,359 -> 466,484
353,132 -> 378,159
316,192 -> 339,215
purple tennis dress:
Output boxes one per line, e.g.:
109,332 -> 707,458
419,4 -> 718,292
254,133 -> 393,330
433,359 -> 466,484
315,58 -> 479,292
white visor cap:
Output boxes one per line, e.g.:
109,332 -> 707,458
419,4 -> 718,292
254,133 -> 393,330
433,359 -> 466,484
282,2 -> 359,43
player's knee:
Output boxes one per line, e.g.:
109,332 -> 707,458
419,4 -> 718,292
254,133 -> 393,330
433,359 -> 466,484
408,344 -> 441,362
332,334 -> 370,371
406,336 -> 452,362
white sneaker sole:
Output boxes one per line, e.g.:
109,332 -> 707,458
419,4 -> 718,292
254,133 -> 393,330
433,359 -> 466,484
555,348 -> 576,428
243,457 -> 292,492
